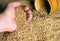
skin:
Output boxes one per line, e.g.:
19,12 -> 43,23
0,2 -> 32,32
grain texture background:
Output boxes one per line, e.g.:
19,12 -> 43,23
0,0 -> 60,41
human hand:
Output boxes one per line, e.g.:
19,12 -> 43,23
0,2 -> 32,32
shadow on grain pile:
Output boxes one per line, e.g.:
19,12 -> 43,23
0,1 -> 60,41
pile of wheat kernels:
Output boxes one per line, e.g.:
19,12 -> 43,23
0,0 -> 60,41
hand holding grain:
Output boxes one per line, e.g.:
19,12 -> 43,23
0,2 -> 32,32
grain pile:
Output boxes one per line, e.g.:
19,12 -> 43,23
0,0 -> 60,41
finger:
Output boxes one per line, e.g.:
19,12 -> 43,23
22,6 -> 29,12
27,10 -> 33,22
21,6 -> 32,22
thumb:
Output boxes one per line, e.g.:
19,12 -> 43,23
2,2 -> 21,18
7,2 -> 21,8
